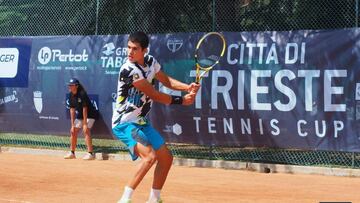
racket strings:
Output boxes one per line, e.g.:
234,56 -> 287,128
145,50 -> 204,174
196,35 -> 224,68
195,32 -> 226,83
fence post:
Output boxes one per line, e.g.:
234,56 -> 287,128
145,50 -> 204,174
352,152 -> 355,168
95,0 -> 100,35
209,144 -> 215,160
212,0 -> 216,31
356,0 -> 359,27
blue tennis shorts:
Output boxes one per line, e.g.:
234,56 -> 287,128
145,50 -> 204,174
112,122 -> 165,161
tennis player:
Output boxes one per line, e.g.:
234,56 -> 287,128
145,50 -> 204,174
112,31 -> 200,203
64,78 -> 98,160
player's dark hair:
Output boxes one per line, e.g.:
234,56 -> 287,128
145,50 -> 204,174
77,83 -> 86,93
129,31 -> 149,49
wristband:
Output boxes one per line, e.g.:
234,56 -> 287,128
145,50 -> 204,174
170,95 -> 183,105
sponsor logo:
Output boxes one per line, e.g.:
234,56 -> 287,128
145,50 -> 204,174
100,42 -> 127,75
167,39 -> 183,53
0,90 -> 19,106
33,91 -> 43,114
163,123 -> 183,135
102,43 -> 115,56
37,47 -> 89,71
0,39 -> 31,87
0,48 -> 19,78
33,90 -> 59,120
37,47 -> 51,65
133,73 -> 140,80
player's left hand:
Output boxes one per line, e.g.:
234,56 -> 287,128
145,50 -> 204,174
188,83 -> 200,93
182,92 -> 196,106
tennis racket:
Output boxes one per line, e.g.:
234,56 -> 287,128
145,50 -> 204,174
194,32 -> 226,83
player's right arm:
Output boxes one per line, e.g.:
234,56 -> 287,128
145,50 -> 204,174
68,95 -> 76,133
133,79 -> 196,106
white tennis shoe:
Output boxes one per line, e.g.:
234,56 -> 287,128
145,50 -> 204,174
117,199 -> 131,203
83,152 -> 95,160
64,152 -> 76,159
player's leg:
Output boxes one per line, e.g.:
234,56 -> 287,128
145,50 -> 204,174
141,124 -> 171,202
71,128 -> 80,152
152,145 -> 173,189
83,119 -> 95,160
118,143 -> 156,203
64,122 -> 80,159
113,123 -> 156,202
144,145 -> 173,203
127,142 -> 157,189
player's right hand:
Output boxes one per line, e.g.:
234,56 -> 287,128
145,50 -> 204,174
188,82 -> 201,93
182,92 -> 196,106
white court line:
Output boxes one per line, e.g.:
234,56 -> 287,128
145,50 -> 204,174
0,198 -> 34,203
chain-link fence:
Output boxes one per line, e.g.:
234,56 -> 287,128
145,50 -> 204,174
1,0 -> 360,168
0,0 -> 358,36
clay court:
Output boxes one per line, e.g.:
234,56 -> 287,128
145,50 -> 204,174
0,152 -> 359,203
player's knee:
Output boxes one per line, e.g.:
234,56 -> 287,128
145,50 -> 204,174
144,152 -> 157,166
84,132 -> 92,138
165,154 -> 173,166
157,152 -> 173,167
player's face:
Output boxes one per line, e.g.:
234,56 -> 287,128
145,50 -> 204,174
127,41 -> 147,64
68,84 -> 78,94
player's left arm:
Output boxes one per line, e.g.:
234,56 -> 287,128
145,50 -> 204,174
80,92 -> 89,132
155,70 -> 200,93
82,106 -> 89,133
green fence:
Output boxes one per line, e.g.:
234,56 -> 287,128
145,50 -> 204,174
1,0 -> 360,168
0,0 -> 358,35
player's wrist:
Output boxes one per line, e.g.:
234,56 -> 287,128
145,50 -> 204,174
170,95 -> 183,105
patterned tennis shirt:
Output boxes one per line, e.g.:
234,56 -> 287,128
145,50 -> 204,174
112,55 -> 161,128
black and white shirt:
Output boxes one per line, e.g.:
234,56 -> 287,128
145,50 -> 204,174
112,55 -> 161,127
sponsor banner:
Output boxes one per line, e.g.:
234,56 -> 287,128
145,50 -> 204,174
1,29 -> 360,152
32,37 -> 93,72
0,90 -> 19,106
0,38 -> 31,87
150,29 -> 360,152
98,36 -> 129,75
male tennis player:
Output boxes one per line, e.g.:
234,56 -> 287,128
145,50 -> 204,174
112,31 -> 200,203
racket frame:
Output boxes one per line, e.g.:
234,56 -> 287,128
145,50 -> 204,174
194,32 -> 226,83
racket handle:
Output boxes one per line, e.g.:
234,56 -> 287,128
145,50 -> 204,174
195,75 -> 200,84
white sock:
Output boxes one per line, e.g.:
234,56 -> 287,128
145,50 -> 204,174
148,188 -> 161,201
120,186 -> 134,200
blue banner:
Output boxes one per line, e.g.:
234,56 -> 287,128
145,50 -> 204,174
1,29 -> 360,152
0,38 -> 31,87
151,29 -> 360,152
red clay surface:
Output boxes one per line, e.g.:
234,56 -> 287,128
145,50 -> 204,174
0,152 -> 359,203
